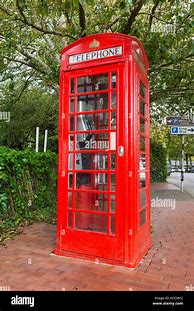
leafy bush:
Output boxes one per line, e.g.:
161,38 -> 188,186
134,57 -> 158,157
0,147 -> 57,243
150,139 -> 167,182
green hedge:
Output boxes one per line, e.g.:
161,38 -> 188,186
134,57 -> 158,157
0,147 -> 57,242
150,139 -> 167,182
0,141 -> 167,242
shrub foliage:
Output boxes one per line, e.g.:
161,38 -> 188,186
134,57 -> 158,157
150,139 -> 167,182
0,147 -> 57,243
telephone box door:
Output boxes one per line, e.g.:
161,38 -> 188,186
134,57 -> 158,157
60,62 -> 125,262
133,60 -> 151,259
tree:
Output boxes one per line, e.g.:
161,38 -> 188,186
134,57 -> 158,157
0,82 -> 58,151
0,1 -> 193,104
0,0 -> 193,151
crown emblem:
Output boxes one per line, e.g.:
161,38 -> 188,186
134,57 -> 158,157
89,39 -> 100,49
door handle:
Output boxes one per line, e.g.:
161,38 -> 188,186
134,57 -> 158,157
118,146 -> 124,157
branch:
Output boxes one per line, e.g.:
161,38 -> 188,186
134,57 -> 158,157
12,71 -> 35,105
13,1 -> 75,39
0,75 -> 13,83
153,84 -> 193,93
1,32 -> 52,75
139,12 -> 174,25
155,65 -> 194,72
0,3 -> 76,40
149,0 -> 160,29
43,35 -> 60,62
63,9 -> 71,24
18,49 -> 49,70
106,17 -> 120,31
151,91 -> 192,101
122,0 -> 145,34
0,32 -> 6,40
15,0 -> 28,23
3,56 -> 59,93
175,13 -> 193,34
151,87 -> 193,101
78,2 -> 86,37
3,56 -> 46,75
149,53 -> 194,72
0,4 -> 11,16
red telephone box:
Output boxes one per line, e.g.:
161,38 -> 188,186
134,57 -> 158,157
55,33 -> 152,268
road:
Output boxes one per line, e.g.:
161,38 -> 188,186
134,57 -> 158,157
167,172 -> 194,198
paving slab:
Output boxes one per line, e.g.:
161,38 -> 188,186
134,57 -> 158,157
0,183 -> 194,291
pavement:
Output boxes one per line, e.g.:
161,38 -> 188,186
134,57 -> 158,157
167,172 -> 194,198
0,182 -> 194,291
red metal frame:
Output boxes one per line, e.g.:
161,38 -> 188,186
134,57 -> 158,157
55,33 -> 152,268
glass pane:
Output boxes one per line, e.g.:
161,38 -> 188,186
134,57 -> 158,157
110,216 -> 116,235
76,172 -> 108,191
140,190 -> 146,208
98,193 -> 108,212
140,117 -> 145,133
111,91 -> 116,109
70,97 -> 74,112
68,153 -> 73,170
76,153 -> 90,170
140,136 -> 145,151
70,78 -> 74,93
76,112 -> 108,131
68,192 -> 72,209
77,93 -> 108,112
111,153 -> 116,169
75,212 -> 107,233
111,72 -> 116,88
110,132 -> 116,150
140,100 -> 145,116
68,135 -> 74,150
98,173 -> 108,190
75,192 -> 108,212
111,174 -> 116,191
111,112 -> 116,129
69,116 -> 74,131
140,172 -> 146,188
77,74 -> 108,93
110,194 -> 116,212
76,132 -> 109,150
68,173 -> 73,189
140,209 -> 146,227
140,81 -> 146,99
75,153 -> 108,170
95,154 -> 108,170
67,211 -> 72,228
140,154 -> 146,170
133,50 -> 146,72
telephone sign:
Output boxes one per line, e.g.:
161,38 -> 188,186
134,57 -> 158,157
69,46 -> 122,64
